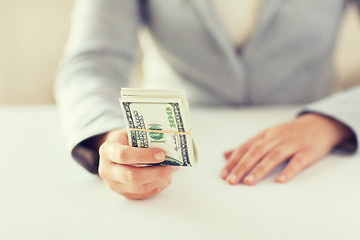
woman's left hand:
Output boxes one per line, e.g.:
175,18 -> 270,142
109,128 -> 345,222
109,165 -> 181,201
221,113 -> 354,185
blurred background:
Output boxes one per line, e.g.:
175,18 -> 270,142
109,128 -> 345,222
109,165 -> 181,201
0,0 -> 360,104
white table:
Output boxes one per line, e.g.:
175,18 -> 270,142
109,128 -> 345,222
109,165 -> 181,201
1,105 -> 359,240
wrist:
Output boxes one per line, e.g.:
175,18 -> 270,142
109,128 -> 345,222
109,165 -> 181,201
298,113 -> 354,146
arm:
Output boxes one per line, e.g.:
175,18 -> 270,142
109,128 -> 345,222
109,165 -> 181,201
220,0 -> 360,184
221,81 -> 359,186
54,0 -> 141,173
55,0 -> 178,200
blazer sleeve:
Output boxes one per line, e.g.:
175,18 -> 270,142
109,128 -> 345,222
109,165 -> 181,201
299,0 -> 360,153
54,0 -> 141,173
299,86 -> 360,153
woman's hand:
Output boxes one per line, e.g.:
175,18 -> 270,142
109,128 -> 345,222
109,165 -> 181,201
98,129 -> 178,199
221,113 -> 354,185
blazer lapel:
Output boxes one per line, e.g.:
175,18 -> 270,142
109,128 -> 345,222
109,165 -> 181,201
190,0 -> 245,92
190,0 -> 284,50
247,0 -> 284,46
189,0 -> 284,101
190,0 -> 236,57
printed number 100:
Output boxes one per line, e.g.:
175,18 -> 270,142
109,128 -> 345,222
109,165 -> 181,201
166,107 -> 176,128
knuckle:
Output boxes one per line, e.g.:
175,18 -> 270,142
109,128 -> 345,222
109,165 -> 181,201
254,165 -> 266,174
126,169 -> 141,185
240,161 -> 252,171
238,143 -> 250,152
139,184 -> 151,193
294,156 -> 307,167
266,126 -> 285,137
226,156 -> 239,166
287,157 -> 307,174
284,165 -> 296,175
275,128 -> 285,135
270,149 -> 284,160
303,146 -> 317,155
228,146 -> 245,158
136,149 -> 148,161
224,166 -> 233,173
132,184 -> 151,194
237,162 -> 250,171
98,143 -> 107,156
233,162 -> 249,174
125,170 -> 135,183
250,144 -> 265,155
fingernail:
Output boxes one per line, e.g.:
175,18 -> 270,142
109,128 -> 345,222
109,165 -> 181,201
277,174 -> 286,183
221,169 -> 229,178
244,175 -> 255,185
227,174 -> 238,184
154,152 -> 165,161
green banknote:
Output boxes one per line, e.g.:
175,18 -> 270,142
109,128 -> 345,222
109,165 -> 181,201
119,88 -> 198,166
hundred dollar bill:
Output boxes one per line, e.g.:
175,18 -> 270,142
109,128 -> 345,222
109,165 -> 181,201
119,88 -> 198,167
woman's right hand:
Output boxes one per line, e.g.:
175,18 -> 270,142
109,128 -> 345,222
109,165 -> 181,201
98,129 -> 179,200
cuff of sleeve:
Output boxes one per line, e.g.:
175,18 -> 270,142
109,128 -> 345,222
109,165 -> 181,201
68,119 -> 125,174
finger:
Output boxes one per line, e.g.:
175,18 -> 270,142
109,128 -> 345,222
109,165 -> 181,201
107,164 -> 177,185
221,135 -> 263,179
223,149 -> 234,160
276,148 -> 319,183
109,178 -> 170,195
243,142 -> 300,185
127,178 -> 172,195
99,141 -> 165,165
127,180 -> 170,195
105,129 -> 129,145
122,178 -> 172,200
225,137 -> 283,185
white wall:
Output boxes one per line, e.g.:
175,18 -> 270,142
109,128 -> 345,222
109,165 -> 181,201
0,1 -> 359,104
335,2 -> 360,89
0,0 -> 74,104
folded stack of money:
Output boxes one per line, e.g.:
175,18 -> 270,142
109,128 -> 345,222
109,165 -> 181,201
119,88 -> 198,167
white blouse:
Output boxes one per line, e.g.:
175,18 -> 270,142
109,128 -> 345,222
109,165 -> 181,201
213,0 -> 262,48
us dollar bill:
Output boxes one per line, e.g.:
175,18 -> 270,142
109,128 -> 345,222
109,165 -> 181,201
119,88 -> 198,167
